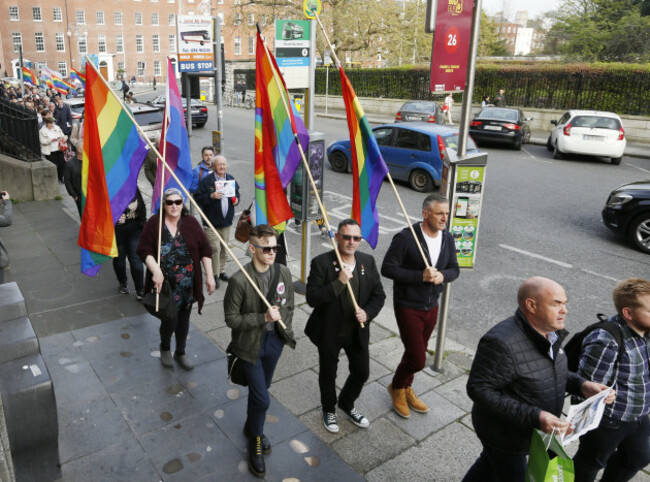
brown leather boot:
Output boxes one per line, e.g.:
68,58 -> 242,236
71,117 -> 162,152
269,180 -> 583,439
387,383 -> 410,418
405,386 -> 430,413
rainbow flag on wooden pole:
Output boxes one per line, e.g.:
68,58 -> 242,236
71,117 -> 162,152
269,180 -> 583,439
21,67 -> 39,87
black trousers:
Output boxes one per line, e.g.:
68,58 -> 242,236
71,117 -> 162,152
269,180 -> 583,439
318,334 -> 369,413
462,444 -> 527,482
159,303 -> 192,355
46,151 -> 65,182
574,414 -> 650,482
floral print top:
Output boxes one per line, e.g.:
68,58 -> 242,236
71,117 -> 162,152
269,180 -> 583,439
160,223 -> 195,306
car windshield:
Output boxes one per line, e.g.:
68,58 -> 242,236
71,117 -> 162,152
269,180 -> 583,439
401,102 -> 434,113
443,134 -> 477,151
476,108 -> 518,122
571,115 -> 621,130
133,110 -> 164,126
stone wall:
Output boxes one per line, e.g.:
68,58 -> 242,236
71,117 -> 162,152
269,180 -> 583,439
0,155 -> 59,202
0,396 -> 16,482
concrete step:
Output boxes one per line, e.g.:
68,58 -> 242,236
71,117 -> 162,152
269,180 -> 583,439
0,283 -> 27,324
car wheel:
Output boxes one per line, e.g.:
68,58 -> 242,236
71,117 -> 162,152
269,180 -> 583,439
409,169 -> 434,193
546,135 -> 553,151
195,123 -> 206,128
611,157 -> 622,165
524,130 -> 531,144
513,137 -> 522,151
630,213 -> 650,254
553,142 -> 563,160
329,151 -> 348,173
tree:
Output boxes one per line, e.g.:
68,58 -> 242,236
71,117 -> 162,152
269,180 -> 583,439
478,12 -> 509,57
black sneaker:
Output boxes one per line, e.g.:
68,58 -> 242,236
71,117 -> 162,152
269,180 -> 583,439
343,407 -> 369,428
322,411 -> 339,433
136,290 -> 144,301
219,272 -> 230,282
214,275 -> 221,290
118,283 -> 129,295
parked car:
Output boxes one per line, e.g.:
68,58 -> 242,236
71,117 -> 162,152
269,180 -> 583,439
602,180 -> 650,254
149,95 -> 208,127
469,107 -> 532,150
63,98 -> 86,124
327,123 -> 478,192
395,101 -> 445,125
547,110 -> 626,164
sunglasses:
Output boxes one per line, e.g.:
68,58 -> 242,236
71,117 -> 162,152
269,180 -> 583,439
339,234 -> 362,242
165,199 -> 183,206
251,243 -> 279,254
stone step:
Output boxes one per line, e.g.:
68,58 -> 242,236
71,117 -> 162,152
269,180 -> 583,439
0,317 -> 39,364
0,283 -> 27,325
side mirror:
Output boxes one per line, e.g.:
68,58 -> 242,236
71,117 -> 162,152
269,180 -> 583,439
550,120 -> 558,125
526,117 -> 533,121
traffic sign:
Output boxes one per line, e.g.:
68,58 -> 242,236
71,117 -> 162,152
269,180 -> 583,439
303,0 -> 322,19
275,19 -> 312,89
429,0 -> 473,93
177,15 -> 214,72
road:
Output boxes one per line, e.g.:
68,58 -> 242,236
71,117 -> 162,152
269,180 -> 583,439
142,94 -> 650,351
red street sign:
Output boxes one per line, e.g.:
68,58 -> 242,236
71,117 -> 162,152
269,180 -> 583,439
430,0 -> 474,93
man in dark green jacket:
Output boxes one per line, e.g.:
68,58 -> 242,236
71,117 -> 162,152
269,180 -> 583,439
224,224 -> 295,478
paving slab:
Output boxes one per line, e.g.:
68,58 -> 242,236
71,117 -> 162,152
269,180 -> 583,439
436,374 -> 473,413
268,370 -> 321,416
271,338 -> 320,382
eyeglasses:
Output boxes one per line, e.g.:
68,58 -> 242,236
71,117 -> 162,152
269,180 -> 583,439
165,199 -> 183,206
339,234 -> 362,242
251,243 -> 279,254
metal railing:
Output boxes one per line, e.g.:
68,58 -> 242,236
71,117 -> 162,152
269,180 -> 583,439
0,99 -> 41,162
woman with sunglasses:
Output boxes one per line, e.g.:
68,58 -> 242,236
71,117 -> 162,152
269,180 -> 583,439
137,188 -> 216,370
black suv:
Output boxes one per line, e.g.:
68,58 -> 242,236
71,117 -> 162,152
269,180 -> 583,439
602,180 -> 650,254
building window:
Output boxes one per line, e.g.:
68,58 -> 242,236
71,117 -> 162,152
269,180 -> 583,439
234,13 -> 242,25
234,36 -> 241,55
79,37 -> 87,54
114,11 -> 122,25
152,34 -> 160,53
135,12 -> 142,25
96,11 -> 105,25
168,13 -> 175,25
76,11 -> 85,24
247,13 -> 254,26
136,35 -> 144,53
9,6 -> 19,21
11,33 -> 22,52
117,61 -> 125,72
248,36 -> 254,55
169,34 -> 176,52
154,61 -> 161,76
58,62 -> 67,78
260,14 -> 267,26
116,35 -> 124,53
152,13 -> 159,25
98,34 -> 106,53
53,7 -> 62,22
35,32 -> 45,52
218,0 -> 223,3
56,33 -> 65,52
32,7 -> 42,21
217,13 -> 224,25
137,61 -> 145,76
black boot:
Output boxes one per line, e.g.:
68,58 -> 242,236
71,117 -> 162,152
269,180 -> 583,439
243,422 -> 271,454
248,435 -> 265,478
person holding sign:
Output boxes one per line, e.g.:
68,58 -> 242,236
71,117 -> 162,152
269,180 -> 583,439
462,277 -> 614,482
195,155 -> 240,289
573,278 -> 650,482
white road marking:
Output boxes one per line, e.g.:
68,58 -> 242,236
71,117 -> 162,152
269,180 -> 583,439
499,244 -> 573,268
627,163 -> 650,174
580,269 -> 619,282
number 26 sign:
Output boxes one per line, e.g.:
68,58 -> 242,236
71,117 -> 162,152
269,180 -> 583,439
430,0 -> 474,93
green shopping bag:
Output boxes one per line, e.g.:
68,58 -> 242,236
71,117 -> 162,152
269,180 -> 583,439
526,429 -> 574,482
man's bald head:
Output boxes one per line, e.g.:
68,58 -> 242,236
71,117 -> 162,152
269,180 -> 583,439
517,277 -> 568,336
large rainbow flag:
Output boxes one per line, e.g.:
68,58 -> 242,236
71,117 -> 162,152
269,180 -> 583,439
70,68 -> 86,87
151,57 -> 193,213
254,31 -> 308,229
339,68 -> 388,249
78,60 -> 148,276
21,67 -> 39,87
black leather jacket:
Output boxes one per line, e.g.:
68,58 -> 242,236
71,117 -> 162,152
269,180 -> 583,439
467,309 -> 584,454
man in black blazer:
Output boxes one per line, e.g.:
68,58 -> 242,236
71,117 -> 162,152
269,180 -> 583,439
306,219 -> 386,433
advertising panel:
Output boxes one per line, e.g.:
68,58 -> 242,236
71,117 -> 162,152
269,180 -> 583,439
450,165 -> 484,268
275,19 -> 311,89
177,15 -> 214,72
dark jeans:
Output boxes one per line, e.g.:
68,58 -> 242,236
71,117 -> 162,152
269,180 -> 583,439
159,303 -> 192,355
46,151 -> 65,182
318,334 -> 369,413
242,330 -> 284,437
112,223 -> 144,292
392,305 -> 439,389
574,414 -> 650,482
462,445 -> 528,482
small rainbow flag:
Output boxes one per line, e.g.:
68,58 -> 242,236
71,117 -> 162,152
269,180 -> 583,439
70,68 -> 86,87
21,67 -> 39,86
339,67 -> 388,249
78,60 -> 148,276
254,31 -> 308,229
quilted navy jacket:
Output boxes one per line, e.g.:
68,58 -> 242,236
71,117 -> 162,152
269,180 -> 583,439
467,309 -> 585,454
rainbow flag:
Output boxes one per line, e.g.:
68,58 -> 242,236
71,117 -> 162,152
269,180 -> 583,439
339,67 -> 388,248
78,60 -> 148,276
151,58 -> 193,214
254,31 -> 308,229
70,68 -> 86,87
21,67 -> 39,87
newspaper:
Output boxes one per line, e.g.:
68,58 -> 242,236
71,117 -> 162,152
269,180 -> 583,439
561,387 -> 613,446
215,180 -> 236,197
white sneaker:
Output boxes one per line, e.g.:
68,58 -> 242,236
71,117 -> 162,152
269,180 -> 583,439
322,411 -> 339,433
344,407 -> 370,428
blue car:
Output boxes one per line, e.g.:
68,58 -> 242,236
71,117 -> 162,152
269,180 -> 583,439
327,123 -> 478,192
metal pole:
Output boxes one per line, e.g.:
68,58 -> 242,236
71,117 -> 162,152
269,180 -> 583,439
214,16 -> 223,141
325,65 -> 329,115
306,20 -> 316,130
184,73 -> 192,138
18,46 -> 24,96
432,0 -> 482,373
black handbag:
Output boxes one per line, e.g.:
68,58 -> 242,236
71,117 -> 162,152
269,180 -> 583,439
142,279 -> 178,321
226,343 -> 247,386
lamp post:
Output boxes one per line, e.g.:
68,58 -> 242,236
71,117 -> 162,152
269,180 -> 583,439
66,23 -> 88,70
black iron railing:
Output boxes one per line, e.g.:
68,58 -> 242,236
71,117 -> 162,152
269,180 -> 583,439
0,98 -> 41,162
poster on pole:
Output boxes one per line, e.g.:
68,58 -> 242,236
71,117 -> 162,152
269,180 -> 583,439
450,165 -> 484,268
430,0 -> 474,93
177,15 -> 214,72
275,19 -> 311,89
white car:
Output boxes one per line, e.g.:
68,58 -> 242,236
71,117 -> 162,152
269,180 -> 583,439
546,110 -> 626,165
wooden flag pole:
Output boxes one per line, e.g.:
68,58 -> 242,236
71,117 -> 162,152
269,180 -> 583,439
312,14 -> 432,270
86,57 -> 287,330
257,27 -> 364,328
155,66 -> 170,312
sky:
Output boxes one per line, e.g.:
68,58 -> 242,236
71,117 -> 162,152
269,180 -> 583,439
481,0 -> 564,20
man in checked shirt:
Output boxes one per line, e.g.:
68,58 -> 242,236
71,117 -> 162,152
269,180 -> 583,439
574,278 -> 650,482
